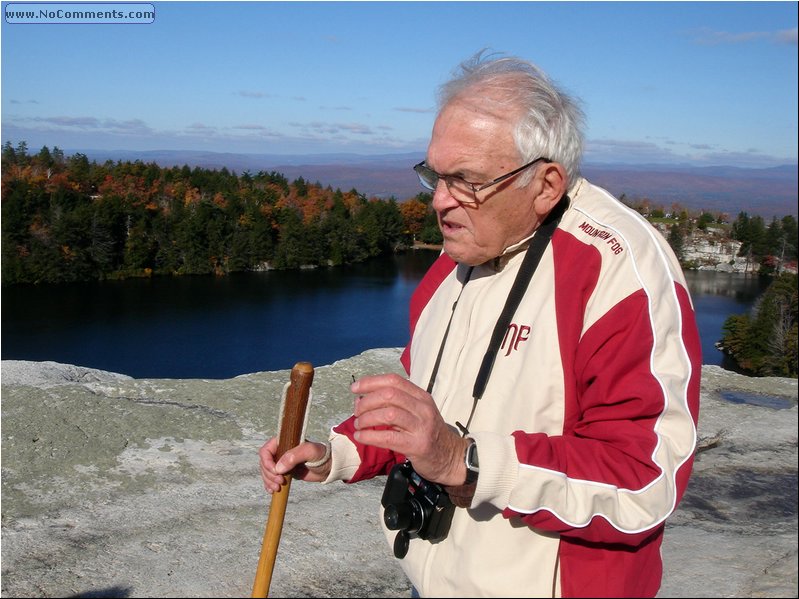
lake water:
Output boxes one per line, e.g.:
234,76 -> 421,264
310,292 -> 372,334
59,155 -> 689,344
683,270 -> 771,373
1,253 -> 770,379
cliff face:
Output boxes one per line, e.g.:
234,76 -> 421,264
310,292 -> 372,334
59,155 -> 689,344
1,353 -> 796,598
652,224 -> 752,273
681,234 -> 752,272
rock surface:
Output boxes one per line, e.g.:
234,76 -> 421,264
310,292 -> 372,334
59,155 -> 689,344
1,351 -> 796,598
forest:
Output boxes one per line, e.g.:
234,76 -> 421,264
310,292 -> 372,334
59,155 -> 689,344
2,143 -> 796,377
5,142 -> 797,285
1,142 -> 440,285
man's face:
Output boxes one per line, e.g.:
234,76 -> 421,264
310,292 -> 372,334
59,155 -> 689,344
426,96 -> 543,266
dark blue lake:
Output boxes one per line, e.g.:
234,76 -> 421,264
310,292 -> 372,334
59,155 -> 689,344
1,254 -> 769,379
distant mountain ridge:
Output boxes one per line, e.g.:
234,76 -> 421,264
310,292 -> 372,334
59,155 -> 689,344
71,148 -> 797,218
581,164 -> 797,219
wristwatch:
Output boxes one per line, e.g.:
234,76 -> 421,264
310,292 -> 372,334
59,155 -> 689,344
445,439 -> 479,508
464,439 -> 479,484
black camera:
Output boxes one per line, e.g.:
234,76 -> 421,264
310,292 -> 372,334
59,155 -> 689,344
381,460 -> 455,559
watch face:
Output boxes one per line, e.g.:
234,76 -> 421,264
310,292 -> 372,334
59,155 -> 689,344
464,441 -> 479,484
467,442 -> 479,471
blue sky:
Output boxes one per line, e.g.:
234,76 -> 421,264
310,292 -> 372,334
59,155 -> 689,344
2,1 -> 797,167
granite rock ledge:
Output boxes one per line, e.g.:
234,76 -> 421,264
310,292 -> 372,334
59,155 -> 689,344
1,352 -> 796,598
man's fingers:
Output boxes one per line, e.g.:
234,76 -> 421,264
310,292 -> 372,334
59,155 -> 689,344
353,426 -> 409,454
354,404 -> 416,432
352,373 -> 428,403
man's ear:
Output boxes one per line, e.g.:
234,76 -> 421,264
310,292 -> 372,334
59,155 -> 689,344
534,162 -> 568,217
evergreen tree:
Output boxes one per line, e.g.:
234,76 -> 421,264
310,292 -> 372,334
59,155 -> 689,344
720,273 -> 798,377
667,224 -> 685,263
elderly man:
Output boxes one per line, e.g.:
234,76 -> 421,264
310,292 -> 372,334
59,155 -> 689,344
261,52 -> 701,598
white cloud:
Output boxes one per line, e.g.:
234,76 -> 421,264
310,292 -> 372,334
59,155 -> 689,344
237,90 -> 272,99
18,116 -> 154,135
394,106 -> 435,114
584,136 -> 793,168
776,27 -> 798,45
691,26 -> 799,46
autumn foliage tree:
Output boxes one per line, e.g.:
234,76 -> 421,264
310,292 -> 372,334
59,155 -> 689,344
400,196 -> 429,240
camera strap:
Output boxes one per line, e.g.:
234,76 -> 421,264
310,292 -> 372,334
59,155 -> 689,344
425,195 -> 569,436
425,265 -> 474,394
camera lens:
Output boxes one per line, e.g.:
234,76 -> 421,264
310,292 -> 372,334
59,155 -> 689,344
384,503 -> 412,530
384,499 -> 425,534
406,498 -> 426,533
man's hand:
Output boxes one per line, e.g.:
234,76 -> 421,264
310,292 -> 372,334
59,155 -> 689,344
259,437 -> 331,493
351,373 -> 469,486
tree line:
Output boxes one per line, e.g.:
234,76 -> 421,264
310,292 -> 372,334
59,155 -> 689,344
6,142 -> 795,286
1,142 -> 440,285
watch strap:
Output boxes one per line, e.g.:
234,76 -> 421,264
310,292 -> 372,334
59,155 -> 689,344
444,481 -> 476,508
445,439 -> 478,507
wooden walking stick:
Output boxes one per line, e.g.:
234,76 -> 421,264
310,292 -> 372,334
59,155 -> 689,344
252,361 -> 315,598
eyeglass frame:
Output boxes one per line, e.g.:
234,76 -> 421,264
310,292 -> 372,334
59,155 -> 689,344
413,156 -> 551,204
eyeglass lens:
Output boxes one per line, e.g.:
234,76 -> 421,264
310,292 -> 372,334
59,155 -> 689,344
415,164 -> 477,204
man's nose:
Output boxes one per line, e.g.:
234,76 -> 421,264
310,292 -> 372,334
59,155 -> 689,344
431,180 -> 460,212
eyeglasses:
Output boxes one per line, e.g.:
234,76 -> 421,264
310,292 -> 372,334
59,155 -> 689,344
413,156 -> 551,205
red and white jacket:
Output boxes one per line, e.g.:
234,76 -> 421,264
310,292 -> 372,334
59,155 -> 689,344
326,178 -> 702,597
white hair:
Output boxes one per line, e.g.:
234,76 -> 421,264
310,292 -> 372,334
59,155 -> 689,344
437,51 -> 585,185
